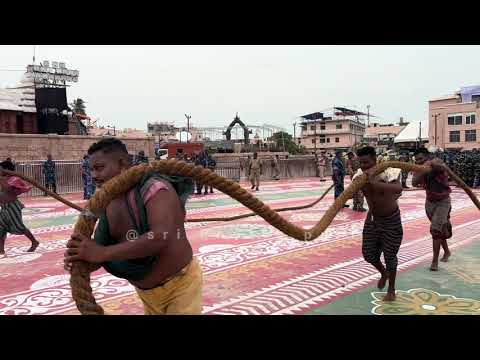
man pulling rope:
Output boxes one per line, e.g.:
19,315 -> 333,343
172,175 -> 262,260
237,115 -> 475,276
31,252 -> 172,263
64,138 -> 203,315
7,140 -> 479,314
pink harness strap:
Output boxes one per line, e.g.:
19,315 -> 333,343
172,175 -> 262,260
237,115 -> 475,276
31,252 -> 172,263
127,179 -> 169,227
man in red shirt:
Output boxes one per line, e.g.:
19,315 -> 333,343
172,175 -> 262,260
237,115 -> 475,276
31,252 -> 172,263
412,147 -> 452,271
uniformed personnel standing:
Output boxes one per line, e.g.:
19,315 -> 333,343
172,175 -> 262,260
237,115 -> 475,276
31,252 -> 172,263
249,152 -> 263,191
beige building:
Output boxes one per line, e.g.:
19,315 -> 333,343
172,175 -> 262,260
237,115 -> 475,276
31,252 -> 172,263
298,107 -> 366,152
429,86 -> 480,150
364,121 -> 407,151
147,121 -> 203,143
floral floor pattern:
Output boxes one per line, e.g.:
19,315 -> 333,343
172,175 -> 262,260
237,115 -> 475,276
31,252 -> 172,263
1,177 -> 479,315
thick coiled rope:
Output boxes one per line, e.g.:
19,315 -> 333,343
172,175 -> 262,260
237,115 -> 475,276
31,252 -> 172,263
5,159 -> 480,314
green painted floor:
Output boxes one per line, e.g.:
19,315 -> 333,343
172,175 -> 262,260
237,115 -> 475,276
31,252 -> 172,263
308,240 -> 480,315
185,188 -> 328,209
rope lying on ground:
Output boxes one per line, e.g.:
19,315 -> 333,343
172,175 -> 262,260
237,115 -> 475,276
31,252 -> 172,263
4,160 -> 480,314
2,170 -> 334,223
186,184 -> 334,222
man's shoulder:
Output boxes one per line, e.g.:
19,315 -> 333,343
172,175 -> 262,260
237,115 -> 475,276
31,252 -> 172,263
142,176 -> 171,191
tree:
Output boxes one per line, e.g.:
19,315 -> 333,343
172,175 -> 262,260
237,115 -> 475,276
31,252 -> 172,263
270,131 -> 303,154
72,98 -> 86,115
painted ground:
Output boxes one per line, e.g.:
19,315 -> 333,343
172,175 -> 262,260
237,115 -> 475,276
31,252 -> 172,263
1,177 -> 479,315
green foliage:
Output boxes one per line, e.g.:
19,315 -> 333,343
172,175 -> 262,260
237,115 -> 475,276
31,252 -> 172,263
270,131 -> 303,154
72,98 -> 86,115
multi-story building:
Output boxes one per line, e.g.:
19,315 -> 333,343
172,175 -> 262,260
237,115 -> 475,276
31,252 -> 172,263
298,107 -> 366,153
429,86 -> 480,150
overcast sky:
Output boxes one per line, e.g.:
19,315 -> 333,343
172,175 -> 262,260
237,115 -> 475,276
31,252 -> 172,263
1,45 -> 479,134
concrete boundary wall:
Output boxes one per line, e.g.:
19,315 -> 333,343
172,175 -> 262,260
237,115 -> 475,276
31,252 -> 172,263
0,133 -> 155,161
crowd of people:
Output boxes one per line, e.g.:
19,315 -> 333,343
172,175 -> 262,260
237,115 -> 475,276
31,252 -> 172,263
176,150 -> 217,195
0,136 -> 471,311
430,149 -> 480,188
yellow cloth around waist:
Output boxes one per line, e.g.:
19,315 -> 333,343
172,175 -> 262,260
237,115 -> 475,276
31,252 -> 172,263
135,257 -> 203,315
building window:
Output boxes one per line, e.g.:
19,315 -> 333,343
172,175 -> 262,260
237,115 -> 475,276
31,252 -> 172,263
336,124 -> 342,129
310,125 -> 316,131
320,125 -> 325,130
335,137 -> 340,143
311,138 -> 316,144
320,138 -> 325,143
327,138 -> 330,143
466,130 -> 476,142
302,125 -> 307,131
447,115 -> 462,125
466,114 -> 476,125
449,131 -> 460,142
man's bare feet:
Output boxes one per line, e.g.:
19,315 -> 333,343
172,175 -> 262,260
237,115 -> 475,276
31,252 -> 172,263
430,261 -> 439,271
27,241 -> 39,252
383,291 -> 396,302
440,252 -> 451,262
377,273 -> 388,290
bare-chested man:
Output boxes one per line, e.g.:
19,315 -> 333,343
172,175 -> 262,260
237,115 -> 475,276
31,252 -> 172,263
354,146 -> 403,301
64,138 -> 202,314
412,147 -> 452,271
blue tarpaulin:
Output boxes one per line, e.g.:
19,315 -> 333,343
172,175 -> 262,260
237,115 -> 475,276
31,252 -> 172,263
460,85 -> 480,103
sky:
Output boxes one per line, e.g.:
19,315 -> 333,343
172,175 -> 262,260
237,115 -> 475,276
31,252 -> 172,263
0,45 -> 479,134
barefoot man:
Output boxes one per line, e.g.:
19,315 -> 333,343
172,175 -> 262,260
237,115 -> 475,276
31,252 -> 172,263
0,160 -> 39,256
354,146 -> 403,301
412,147 -> 452,271
64,138 -> 202,314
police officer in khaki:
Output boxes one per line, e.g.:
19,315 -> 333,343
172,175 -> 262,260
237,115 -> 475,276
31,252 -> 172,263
272,154 -> 280,180
249,152 -> 263,191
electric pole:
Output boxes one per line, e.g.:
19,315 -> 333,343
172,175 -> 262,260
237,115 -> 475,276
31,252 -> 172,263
418,121 -> 422,149
432,113 -> 440,147
184,114 -> 191,143
367,105 -> 370,127
293,122 -> 297,141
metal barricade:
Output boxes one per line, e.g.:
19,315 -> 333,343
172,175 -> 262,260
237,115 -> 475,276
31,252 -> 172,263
214,157 -> 241,182
14,160 -> 83,197
11,156 -> 324,197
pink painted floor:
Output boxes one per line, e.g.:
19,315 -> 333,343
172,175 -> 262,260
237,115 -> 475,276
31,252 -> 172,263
0,178 -> 479,315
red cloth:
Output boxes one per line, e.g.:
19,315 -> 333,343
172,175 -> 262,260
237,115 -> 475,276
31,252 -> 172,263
6,176 -> 31,195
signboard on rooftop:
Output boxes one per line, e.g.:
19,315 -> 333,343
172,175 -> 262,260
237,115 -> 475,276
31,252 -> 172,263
26,62 -> 79,86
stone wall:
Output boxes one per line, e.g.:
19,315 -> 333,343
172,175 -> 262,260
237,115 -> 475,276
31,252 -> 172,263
0,133 -> 156,161
213,153 -> 332,180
